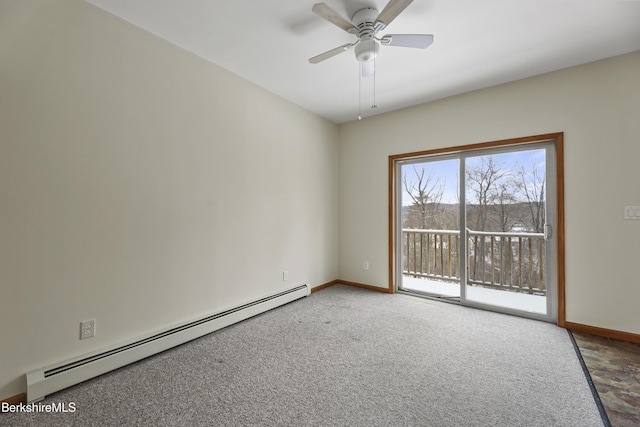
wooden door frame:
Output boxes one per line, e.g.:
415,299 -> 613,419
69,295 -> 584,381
388,132 -> 566,326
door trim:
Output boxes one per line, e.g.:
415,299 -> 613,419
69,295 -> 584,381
388,133 -> 565,326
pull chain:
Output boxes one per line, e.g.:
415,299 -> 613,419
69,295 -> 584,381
358,62 -> 362,120
372,55 -> 377,110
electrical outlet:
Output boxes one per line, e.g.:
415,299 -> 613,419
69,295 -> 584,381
283,270 -> 289,281
363,261 -> 369,270
80,319 -> 96,340
624,206 -> 640,220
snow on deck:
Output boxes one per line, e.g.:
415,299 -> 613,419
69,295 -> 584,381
401,276 -> 547,314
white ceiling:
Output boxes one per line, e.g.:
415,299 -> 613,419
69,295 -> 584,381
85,0 -> 640,124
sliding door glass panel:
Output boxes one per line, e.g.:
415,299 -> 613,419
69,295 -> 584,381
399,158 -> 461,298
463,149 -> 548,315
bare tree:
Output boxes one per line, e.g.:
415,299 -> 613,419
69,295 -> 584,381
516,164 -> 545,233
496,180 -> 519,232
465,156 -> 515,280
402,165 -> 445,229
465,156 -> 511,232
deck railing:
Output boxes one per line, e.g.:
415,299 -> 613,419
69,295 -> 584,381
403,228 -> 545,295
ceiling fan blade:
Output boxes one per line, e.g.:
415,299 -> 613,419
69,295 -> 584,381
375,0 -> 414,31
312,3 -> 358,33
381,34 -> 434,49
309,43 -> 355,64
361,61 -> 375,77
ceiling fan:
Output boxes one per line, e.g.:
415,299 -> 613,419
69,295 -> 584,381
308,0 -> 434,76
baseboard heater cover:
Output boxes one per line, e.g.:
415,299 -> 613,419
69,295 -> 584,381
26,283 -> 310,403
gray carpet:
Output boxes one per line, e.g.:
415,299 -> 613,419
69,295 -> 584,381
3,285 -> 603,426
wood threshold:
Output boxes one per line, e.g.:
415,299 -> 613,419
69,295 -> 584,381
566,322 -> 640,344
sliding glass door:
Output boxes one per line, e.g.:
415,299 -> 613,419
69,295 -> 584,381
462,146 -> 555,318
396,139 -> 558,322
399,156 -> 461,299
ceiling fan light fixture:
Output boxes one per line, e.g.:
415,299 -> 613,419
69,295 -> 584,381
354,39 -> 379,63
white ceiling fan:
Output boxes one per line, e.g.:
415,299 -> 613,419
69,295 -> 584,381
308,0 -> 434,76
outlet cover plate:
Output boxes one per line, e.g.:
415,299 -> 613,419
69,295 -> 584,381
80,319 -> 96,340
624,206 -> 640,220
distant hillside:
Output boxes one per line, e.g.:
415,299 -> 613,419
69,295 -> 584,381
402,201 -> 543,233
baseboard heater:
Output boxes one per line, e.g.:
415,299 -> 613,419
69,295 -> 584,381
26,283 -> 310,403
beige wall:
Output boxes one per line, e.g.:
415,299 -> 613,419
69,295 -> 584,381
0,0 -> 338,399
339,51 -> 640,335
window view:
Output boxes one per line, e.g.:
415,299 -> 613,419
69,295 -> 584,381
401,158 -> 461,298
464,150 -> 547,314
399,146 -> 552,318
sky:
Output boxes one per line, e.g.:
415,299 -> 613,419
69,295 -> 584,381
401,148 -> 545,206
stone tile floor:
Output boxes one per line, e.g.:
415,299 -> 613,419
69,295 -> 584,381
572,332 -> 640,427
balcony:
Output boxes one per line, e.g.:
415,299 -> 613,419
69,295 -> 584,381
402,228 -> 547,313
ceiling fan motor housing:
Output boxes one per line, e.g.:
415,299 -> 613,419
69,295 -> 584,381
352,8 -> 379,63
